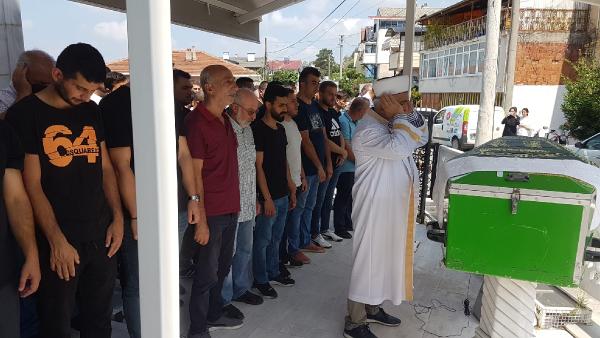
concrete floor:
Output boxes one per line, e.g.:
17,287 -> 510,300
168,225 -> 482,338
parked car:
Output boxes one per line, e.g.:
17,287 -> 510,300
431,105 -> 505,150
567,132 -> 600,166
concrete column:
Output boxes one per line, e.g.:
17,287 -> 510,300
404,0 -> 416,87
125,0 -> 180,337
0,0 -> 25,87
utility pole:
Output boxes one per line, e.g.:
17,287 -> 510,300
264,37 -> 268,80
328,54 -> 331,78
404,0 -> 416,89
339,35 -> 344,80
503,0 -> 520,114
475,0 -> 502,147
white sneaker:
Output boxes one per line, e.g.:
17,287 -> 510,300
322,230 -> 343,242
313,234 -> 332,248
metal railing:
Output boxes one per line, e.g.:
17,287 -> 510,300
424,8 -> 589,50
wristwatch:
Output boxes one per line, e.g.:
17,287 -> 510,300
189,194 -> 201,202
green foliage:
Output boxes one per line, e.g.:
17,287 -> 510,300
271,70 -> 299,86
561,59 -> 600,140
338,65 -> 368,97
411,86 -> 422,106
313,48 -> 338,75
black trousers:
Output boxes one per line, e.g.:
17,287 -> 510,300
333,172 -> 354,232
188,213 -> 238,335
180,223 -> 197,271
37,237 -> 117,338
0,280 -> 19,338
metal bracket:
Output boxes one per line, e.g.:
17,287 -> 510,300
511,188 -> 521,215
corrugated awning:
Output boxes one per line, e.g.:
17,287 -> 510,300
70,0 -> 304,43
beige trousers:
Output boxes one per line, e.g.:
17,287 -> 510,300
345,299 -> 380,330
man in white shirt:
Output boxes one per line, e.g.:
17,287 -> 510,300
517,108 -> 534,137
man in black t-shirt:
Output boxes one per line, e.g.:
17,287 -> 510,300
312,81 -> 347,245
6,43 -> 124,338
0,120 -> 40,338
293,67 -> 333,254
252,84 -> 297,298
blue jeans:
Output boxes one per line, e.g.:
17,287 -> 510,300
300,175 -> 320,248
118,219 -> 141,338
281,186 -> 309,258
253,196 -> 289,284
221,219 -> 255,304
310,175 -> 331,236
320,169 -> 341,234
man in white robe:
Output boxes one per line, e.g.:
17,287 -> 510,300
344,76 -> 428,338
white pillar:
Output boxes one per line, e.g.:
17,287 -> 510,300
503,0 -> 520,113
475,0 -> 503,147
125,1 -> 179,337
404,0 -> 416,87
475,276 -> 536,338
0,0 -> 25,87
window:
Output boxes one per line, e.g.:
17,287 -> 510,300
586,134 -> 600,150
463,52 -> 469,74
448,54 -> 455,76
455,54 -> 463,75
469,50 -> 478,74
477,49 -> 485,73
365,44 -> 376,53
429,58 -> 437,78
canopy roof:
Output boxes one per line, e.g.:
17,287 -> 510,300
70,0 -> 304,42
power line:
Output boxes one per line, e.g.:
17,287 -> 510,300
288,0 -> 362,58
269,0 -> 348,54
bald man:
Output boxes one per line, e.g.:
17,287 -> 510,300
0,50 -> 55,118
185,65 -> 243,337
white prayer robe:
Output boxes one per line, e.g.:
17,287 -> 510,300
348,110 -> 428,305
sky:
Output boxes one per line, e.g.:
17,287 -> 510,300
20,0 -> 455,64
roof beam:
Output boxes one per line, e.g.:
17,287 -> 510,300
236,0 -> 303,24
195,0 -> 248,15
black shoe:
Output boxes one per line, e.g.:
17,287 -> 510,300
270,275 -> 295,287
366,308 -> 401,327
253,282 -> 278,299
207,315 -> 243,332
222,304 -> 244,320
180,265 -> 195,279
279,263 -> 291,278
285,258 -> 303,268
335,230 -> 353,239
233,291 -> 264,305
344,324 -> 378,338
188,331 -> 211,338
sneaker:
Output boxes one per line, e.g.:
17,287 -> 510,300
366,308 -> 401,327
312,234 -> 332,248
207,315 -> 243,332
233,291 -> 263,305
344,324 -> 378,338
279,263 -> 291,278
335,230 -> 353,239
253,282 -> 278,299
292,252 -> 311,264
322,230 -> 343,242
301,243 -> 326,253
222,304 -> 244,320
271,275 -> 295,287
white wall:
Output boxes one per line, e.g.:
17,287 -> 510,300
511,85 -> 567,131
376,28 -> 391,64
0,0 -> 25,87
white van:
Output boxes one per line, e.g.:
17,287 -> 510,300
431,105 -> 505,150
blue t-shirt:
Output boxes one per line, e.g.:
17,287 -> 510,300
338,112 -> 357,173
293,98 -> 326,176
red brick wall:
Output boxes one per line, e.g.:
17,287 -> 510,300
515,42 -> 582,85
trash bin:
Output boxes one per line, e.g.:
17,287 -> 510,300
433,137 -> 600,287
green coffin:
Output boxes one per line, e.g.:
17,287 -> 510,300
446,171 -> 595,286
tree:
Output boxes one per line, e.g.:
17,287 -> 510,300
337,65 -> 368,97
561,59 -> 600,140
271,69 -> 299,86
313,48 -> 338,76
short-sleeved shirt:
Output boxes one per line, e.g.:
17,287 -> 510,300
185,103 -> 240,217
6,95 -> 110,243
252,119 -> 289,201
229,116 -> 257,222
294,99 -> 326,176
338,112 -> 358,173
319,105 -> 342,166
281,119 -> 302,187
0,120 -> 24,286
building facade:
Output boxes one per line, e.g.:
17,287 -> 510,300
418,0 -> 598,130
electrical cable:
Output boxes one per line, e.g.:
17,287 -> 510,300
269,0 -> 349,54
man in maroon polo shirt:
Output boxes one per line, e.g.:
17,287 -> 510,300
185,65 -> 241,337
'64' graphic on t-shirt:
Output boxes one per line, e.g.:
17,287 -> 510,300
42,125 -> 100,167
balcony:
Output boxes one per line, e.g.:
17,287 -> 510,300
423,8 -> 590,50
